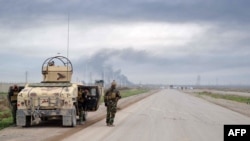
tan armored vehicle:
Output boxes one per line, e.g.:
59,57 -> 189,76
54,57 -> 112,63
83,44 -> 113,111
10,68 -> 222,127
14,56 -> 104,127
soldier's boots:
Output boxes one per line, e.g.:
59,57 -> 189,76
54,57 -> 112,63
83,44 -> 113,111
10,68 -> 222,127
109,124 -> 115,127
106,123 -> 115,127
78,120 -> 85,125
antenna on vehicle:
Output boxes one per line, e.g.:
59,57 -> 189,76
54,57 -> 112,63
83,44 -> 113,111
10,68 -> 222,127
67,12 -> 70,81
67,12 -> 70,59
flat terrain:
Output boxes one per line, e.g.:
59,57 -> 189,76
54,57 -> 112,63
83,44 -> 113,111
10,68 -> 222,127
1,89 -> 250,141
184,89 -> 250,117
64,89 -> 250,141
0,90 -> 154,141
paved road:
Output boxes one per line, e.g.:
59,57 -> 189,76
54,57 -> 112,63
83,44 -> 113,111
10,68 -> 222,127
63,89 -> 250,141
0,91 -> 154,141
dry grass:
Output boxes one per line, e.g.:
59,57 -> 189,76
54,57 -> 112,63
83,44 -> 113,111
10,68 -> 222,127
0,94 -> 13,129
0,95 -> 11,110
0,97 -> 11,119
197,91 -> 250,104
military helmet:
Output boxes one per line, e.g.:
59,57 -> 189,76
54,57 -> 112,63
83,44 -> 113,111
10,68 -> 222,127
13,85 -> 19,91
111,80 -> 117,87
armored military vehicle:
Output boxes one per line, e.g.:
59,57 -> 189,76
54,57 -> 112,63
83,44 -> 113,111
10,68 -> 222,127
13,56 -> 103,127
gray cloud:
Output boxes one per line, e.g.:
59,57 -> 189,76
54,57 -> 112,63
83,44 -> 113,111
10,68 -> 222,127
1,0 -> 250,27
1,0 -> 250,85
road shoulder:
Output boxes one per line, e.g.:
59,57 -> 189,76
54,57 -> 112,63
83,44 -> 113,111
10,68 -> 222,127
183,89 -> 250,118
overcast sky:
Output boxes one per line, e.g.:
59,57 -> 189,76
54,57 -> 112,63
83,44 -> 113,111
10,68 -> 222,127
0,0 -> 250,85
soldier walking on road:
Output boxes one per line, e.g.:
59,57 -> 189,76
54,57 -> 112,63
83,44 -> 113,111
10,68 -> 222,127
104,80 -> 121,126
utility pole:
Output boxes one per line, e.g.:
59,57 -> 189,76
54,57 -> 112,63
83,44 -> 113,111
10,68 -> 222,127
67,12 -> 70,59
196,75 -> 200,86
216,77 -> 218,86
89,72 -> 92,85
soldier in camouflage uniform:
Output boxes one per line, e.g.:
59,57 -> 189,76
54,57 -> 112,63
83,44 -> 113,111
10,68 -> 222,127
7,85 -> 19,125
104,81 -> 121,126
77,88 -> 89,124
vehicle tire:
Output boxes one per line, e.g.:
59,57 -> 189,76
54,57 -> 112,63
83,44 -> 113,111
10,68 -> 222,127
23,116 -> 31,127
71,107 -> 77,127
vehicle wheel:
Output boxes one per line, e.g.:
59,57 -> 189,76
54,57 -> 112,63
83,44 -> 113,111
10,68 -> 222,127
23,116 -> 31,127
71,107 -> 77,127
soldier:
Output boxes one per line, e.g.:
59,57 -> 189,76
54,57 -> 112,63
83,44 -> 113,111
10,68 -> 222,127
82,88 -> 90,121
104,80 -> 121,126
48,61 -> 55,66
77,88 -> 90,124
8,85 -> 19,125
77,88 -> 84,124
83,89 -> 90,98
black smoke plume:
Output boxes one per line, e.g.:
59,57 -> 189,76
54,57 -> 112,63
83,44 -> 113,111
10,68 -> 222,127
74,48 -> 134,87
